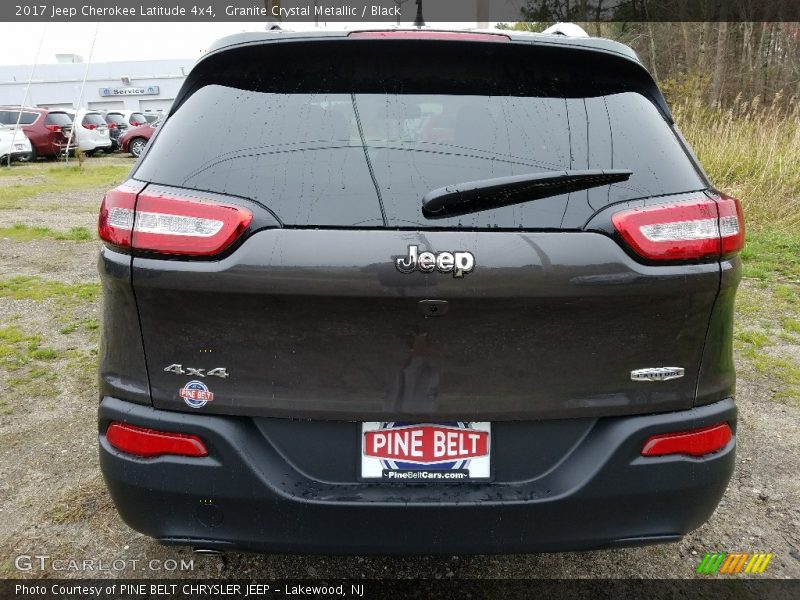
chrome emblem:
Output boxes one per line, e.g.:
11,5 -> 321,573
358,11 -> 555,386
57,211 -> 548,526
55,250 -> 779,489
631,367 -> 685,382
164,364 -> 229,379
396,245 -> 475,278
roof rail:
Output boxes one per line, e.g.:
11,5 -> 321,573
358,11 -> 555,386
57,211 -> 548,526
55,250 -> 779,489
541,23 -> 589,38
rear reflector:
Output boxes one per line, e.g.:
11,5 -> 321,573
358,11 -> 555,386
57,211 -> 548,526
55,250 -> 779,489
98,185 -> 253,256
641,422 -> 732,457
612,195 -> 745,261
106,422 -> 208,458
348,31 -> 509,42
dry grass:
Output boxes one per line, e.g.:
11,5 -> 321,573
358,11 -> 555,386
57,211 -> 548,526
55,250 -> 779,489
673,94 -> 800,234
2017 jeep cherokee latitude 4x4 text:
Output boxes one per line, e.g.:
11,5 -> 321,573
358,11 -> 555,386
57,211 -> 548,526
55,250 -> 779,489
97,30 -> 743,554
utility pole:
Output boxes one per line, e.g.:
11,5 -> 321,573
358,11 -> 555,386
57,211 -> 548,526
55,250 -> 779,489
413,0 -> 425,27
476,0 -> 489,28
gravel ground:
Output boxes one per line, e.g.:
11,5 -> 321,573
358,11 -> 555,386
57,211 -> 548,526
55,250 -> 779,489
0,169 -> 798,581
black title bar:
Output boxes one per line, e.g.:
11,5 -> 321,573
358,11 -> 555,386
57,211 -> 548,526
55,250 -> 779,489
2,1 -> 800,23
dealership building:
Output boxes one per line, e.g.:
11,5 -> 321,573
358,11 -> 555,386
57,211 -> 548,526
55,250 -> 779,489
0,56 -> 195,115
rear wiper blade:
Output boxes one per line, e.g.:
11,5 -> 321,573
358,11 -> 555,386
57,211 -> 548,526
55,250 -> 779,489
421,169 -> 632,219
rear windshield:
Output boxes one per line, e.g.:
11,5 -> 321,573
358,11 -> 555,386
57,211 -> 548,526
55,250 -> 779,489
135,41 -> 705,229
105,113 -> 126,125
83,113 -> 106,127
0,110 -> 39,125
45,112 -> 73,127
129,113 -> 147,125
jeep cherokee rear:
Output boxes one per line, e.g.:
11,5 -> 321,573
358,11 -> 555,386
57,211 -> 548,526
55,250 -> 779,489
97,30 -> 741,553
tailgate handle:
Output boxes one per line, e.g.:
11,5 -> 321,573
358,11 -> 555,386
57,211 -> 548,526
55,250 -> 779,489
419,300 -> 448,317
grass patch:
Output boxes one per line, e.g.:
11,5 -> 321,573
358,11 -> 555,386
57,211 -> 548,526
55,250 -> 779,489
0,326 -> 60,413
674,98 -> 800,234
739,229 -> 800,282
0,164 -> 129,210
0,223 -> 93,242
48,476 -> 113,525
0,276 -> 99,304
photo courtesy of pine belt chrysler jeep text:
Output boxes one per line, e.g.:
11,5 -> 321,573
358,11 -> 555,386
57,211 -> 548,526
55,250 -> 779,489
96,28 -> 743,553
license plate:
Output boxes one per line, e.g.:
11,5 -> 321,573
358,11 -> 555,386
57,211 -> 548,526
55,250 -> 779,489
14,144 -> 24,150
360,422 -> 491,482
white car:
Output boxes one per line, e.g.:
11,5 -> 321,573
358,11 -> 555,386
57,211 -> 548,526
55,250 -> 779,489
0,123 -> 32,165
68,109 -> 113,154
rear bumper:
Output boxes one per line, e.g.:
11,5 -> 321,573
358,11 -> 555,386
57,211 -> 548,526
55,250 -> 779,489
99,397 -> 736,554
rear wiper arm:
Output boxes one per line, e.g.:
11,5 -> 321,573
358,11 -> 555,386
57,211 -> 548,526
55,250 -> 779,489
421,169 -> 632,219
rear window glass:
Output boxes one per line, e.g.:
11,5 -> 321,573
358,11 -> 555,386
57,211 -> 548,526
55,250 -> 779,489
0,110 -> 39,125
136,42 -> 705,229
83,113 -> 106,127
105,113 -> 126,124
129,113 -> 147,125
45,112 -> 73,127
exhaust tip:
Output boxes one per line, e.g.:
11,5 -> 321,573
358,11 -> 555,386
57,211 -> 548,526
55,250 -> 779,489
192,548 -> 225,556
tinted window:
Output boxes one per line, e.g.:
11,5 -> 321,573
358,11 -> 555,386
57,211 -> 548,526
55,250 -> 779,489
129,113 -> 147,125
136,42 -> 705,229
105,112 -> 126,124
83,113 -> 106,127
45,112 -> 73,126
0,110 -> 39,125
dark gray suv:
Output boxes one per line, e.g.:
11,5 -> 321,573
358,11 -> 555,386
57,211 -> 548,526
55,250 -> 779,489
97,29 -> 743,553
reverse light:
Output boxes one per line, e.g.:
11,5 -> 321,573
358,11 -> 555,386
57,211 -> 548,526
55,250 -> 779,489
98,185 -> 253,256
641,422 -> 733,457
612,195 -> 745,261
106,422 -> 208,458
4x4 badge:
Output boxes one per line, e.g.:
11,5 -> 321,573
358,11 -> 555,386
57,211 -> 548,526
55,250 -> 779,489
396,245 -> 475,278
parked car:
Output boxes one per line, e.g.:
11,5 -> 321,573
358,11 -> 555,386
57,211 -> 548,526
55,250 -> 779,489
103,111 -> 128,151
67,109 -> 113,155
0,106 -> 75,159
97,29 -> 743,554
118,121 -> 158,158
105,109 -> 148,129
0,123 -> 33,164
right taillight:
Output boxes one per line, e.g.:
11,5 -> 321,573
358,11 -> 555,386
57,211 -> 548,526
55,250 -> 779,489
45,124 -> 62,132
98,185 -> 253,256
611,195 -> 745,261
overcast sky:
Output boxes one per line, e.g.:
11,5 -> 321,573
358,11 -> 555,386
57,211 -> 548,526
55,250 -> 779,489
0,21 -> 495,66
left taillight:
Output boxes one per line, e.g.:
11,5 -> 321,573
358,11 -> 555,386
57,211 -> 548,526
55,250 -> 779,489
98,185 -> 253,256
106,422 -> 208,458
611,195 -> 745,262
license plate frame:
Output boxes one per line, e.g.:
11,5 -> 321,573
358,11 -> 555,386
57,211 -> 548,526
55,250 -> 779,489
359,421 -> 492,483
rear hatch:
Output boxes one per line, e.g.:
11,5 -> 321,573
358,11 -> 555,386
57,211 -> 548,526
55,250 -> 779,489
125,34 -> 720,420
44,111 -> 73,149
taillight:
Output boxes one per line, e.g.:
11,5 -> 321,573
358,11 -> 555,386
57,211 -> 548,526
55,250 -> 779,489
641,422 -> 733,457
83,123 -> 97,130
45,124 -> 62,132
130,121 -> 142,126
717,194 -> 745,256
98,185 -> 253,256
106,422 -> 208,458
611,195 -> 745,261
348,31 -> 509,42
107,123 -> 117,129
98,184 -> 138,248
